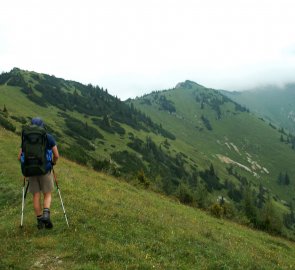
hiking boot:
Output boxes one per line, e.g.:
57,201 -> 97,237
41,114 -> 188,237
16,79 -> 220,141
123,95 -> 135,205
43,208 -> 53,229
37,216 -> 44,229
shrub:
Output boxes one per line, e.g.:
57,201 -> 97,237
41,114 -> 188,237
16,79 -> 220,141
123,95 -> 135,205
92,159 -> 111,171
258,200 -> 283,234
110,151 -> 146,176
176,183 -> 194,205
59,145 -> 90,166
0,115 -> 16,132
201,115 -> 212,130
209,203 -> 224,218
137,169 -> 150,188
10,115 -> 27,124
65,116 -> 104,140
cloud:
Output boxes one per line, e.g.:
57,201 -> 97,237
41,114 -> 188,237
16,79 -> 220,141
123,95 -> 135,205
1,0 -> 295,99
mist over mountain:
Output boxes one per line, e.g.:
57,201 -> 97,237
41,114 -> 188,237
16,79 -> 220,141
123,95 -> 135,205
222,83 -> 295,134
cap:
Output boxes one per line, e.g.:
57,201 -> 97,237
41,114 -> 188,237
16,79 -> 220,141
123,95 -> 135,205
31,117 -> 44,127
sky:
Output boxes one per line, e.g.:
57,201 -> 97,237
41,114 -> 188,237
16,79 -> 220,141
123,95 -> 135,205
1,0 -> 295,100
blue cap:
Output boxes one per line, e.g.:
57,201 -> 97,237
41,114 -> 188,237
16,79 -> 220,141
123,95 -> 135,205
31,117 -> 44,127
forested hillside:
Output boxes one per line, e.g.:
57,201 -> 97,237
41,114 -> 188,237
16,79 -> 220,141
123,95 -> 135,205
129,80 -> 295,239
1,69 -> 295,239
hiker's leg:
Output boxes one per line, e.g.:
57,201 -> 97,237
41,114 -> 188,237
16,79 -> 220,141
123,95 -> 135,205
33,192 -> 42,216
43,192 -> 53,229
43,192 -> 52,209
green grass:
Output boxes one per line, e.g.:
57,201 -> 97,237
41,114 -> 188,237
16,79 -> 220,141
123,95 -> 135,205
1,127 -> 295,269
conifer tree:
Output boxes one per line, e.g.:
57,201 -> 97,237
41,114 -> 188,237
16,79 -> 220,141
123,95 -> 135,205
280,134 -> 284,142
285,172 -> 290,185
277,172 -> 284,185
242,185 -> 257,224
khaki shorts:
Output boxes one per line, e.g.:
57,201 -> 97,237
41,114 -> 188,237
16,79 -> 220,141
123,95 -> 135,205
28,172 -> 54,193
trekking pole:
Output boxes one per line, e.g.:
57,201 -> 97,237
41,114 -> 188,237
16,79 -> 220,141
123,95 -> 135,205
20,177 -> 29,228
52,168 -> 69,227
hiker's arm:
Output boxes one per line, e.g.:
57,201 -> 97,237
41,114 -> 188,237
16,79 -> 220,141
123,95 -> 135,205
52,145 -> 59,165
17,148 -> 22,161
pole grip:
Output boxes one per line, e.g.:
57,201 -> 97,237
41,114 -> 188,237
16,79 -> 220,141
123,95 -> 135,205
52,168 -> 59,189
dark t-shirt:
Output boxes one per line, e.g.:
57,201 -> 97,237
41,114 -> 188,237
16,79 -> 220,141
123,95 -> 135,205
45,133 -> 56,172
46,133 -> 56,150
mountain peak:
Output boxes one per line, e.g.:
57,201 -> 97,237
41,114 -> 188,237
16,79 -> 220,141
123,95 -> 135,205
175,80 -> 204,89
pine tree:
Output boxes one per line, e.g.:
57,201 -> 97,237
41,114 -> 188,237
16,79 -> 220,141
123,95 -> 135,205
195,183 -> 209,209
284,172 -> 290,185
256,184 -> 265,208
242,185 -> 257,224
284,202 -> 295,229
103,115 -> 111,127
280,134 -> 284,142
209,163 -> 215,176
277,172 -> 284,185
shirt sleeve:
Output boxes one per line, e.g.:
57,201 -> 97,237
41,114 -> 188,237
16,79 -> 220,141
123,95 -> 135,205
47,134 -> 56,148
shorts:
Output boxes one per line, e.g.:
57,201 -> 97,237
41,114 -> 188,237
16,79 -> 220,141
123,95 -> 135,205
28,172 -> 54,193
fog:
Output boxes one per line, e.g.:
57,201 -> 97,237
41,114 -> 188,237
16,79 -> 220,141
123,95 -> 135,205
1,0 -> 295,100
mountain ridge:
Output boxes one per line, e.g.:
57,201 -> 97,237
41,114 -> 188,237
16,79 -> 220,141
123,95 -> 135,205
1,68 -> 295,239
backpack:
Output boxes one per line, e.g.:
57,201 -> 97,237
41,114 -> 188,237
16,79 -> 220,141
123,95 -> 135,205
21,125 -> 48,177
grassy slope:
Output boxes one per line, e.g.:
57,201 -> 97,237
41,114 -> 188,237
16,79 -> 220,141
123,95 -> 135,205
130,85 -> 295,202
1,128 -> 295,269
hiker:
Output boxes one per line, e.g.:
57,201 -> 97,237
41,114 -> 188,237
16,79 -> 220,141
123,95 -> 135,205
18,117 -> 59,229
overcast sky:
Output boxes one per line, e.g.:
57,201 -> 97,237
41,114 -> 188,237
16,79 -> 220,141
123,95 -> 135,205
1,0 -> 295,100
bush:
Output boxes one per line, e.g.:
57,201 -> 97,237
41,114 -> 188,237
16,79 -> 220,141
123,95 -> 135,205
59,145 -> 90,166
209,202 -> 236,219
77,137 -> 95,151
92,159 -> 111,171
110,151 -> 146,176
10,115 -> 27,124
0,115 -> 16,132
65,116 -> 104,140
209,203 -> 224,218
176,183 -> 194,205
257,200 -> 283,234
201,115 -> 212,130
195,184 -> 210,209
222,202 -> 236,219
137,169 -> 150,188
